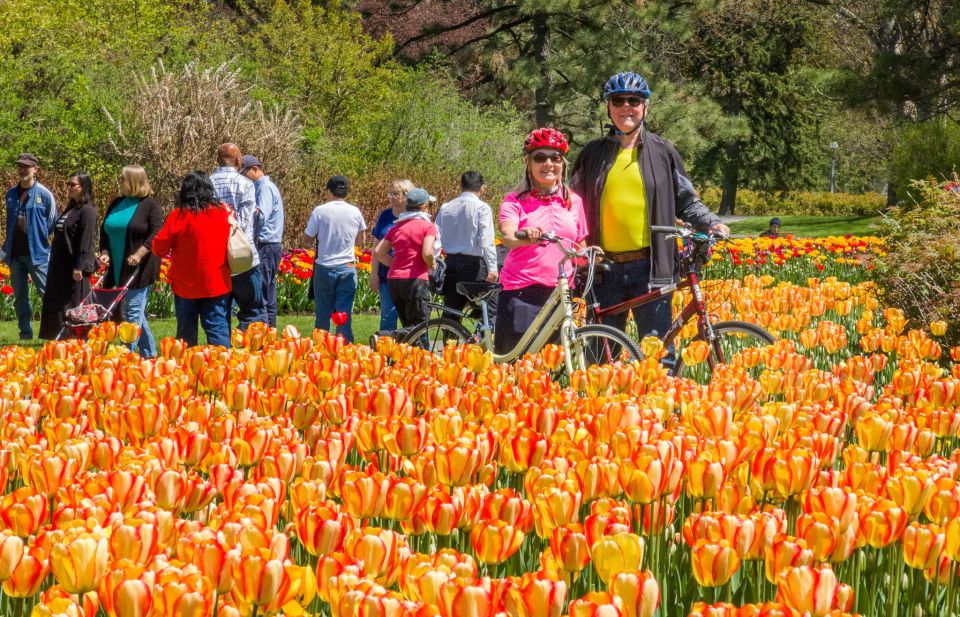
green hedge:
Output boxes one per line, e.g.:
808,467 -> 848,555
700,188 -> 886,217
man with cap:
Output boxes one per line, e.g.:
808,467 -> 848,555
240,155 -> 285,328
3,154 -> 57,340
760,217 -> 781,239
211,142 -> 267,331
303,176 -> 366,342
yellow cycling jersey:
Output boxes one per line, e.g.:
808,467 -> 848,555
600,146 -> 649,252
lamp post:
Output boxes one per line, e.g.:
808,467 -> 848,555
829,141 -> 839,193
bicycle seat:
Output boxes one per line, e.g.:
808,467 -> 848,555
457,282 -> 502,303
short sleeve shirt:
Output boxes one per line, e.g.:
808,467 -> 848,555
385,218 -> 437,280
498,191 -> 588,291
304,200 -> 367,267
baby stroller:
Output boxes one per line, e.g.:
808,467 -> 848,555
57,273 -> 137,341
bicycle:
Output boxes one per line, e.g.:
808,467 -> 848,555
374,233 -> 641,376
587,225 -> 775,380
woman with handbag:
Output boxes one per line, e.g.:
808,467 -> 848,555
371,187 -> 439,331
151,171 -> 232,347
97,165 -> 163,357
38,171 -> 98,339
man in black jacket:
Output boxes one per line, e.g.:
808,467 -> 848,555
571,71 -> 728,353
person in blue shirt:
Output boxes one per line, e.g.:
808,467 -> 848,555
370,179 -> 414,331
241,155 -> 285,328
3,154 -> 57,340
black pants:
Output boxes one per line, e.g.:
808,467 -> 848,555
388,278 -> 431,328
494,284 -> 555,354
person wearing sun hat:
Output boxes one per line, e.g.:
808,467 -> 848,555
372,186 -> 439,332
496,128 -> 588,354
3,153 -> 57,340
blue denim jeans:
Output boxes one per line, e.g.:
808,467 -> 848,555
594,257 -> 674,364
122,285 -> 157,358
378,280 -> 398,331
313,263 -> 357,342
257,242 -> 282,328
174,294 -> 231,348
8,255 -> 48,338
227,267 -> 266,331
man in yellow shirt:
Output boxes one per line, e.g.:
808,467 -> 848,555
571,71 -> 729,357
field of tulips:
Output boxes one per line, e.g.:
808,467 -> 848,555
0,235 -> 959,617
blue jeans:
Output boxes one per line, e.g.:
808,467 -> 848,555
122,286 -> 156,358
594,257 -> 674,363
174,294 -> 231,347
378,280 -> 398,330
257,243 -> 282,328
9,255 -> 48,338
313,263 -> 357,342
227,267 -> 266,331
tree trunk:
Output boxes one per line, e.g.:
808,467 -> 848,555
719,140 -> 741,216
531,11 -> 553,127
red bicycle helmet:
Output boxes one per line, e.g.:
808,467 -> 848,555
524,127 -> 569,155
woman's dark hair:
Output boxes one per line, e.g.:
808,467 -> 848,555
67,172 -> 94,209
178,170 -> 216,212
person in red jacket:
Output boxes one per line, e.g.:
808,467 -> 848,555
152,171 -> 232,347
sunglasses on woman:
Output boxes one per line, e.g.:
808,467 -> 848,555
609,96 -> 646,108
529,152 -> 564,164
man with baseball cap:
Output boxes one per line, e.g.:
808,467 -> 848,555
303,175 -> 366,342
211,143 -> 266,331
240,155 -> 285,328
3,154 -> 57,339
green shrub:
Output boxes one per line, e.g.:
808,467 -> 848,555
891,118 -> 960,202
876,180 -> 960,346
700,187 -> 885,217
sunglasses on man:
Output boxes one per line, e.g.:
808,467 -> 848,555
609,96 -> 647,108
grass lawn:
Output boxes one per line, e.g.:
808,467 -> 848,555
0,312 -> 383,349
728,215 -> 883,237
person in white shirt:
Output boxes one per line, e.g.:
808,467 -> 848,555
211,143 -> 266,330
434,171 -> 498,320
303,175 -> 366,342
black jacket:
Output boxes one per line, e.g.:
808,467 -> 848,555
99,196 -> 163,289
571,127 -> 722,288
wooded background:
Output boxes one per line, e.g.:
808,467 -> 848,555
1,0 -> 957,239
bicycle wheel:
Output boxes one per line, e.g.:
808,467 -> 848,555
673,320 -> 775,381
402,318 -> 472,353
570,324 -> 643,370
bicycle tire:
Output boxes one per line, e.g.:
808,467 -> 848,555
569,324 -> 643,370
401,317 -> 472,353
673,319 -> 775,380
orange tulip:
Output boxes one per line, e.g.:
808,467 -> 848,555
0,487 -> 49,537
438,578 -> 497,617
382,416 -> 429,458
470,520 -> 525,564
419,486 -> 463,536
503,572 -> 567,617
97,559 -> 154,617
568,591 -> 625,617
295,501 -> 353,557
481,489 -> 534,533
686,457 -> 726,500
338,470 -> 388,521
776,565 -> 853,617
796,513 -> 838,562
690,539 -> 740,587
152,560 -> 215,617
550,523 -> 591,574
764,535 -> 813,584
2,544 -> 48,598
108,518 -> 160,565
861,499 -> 908,548
342,527 -> 405,587
50,528 -> 109,594
229,547 -> 315,615
174,529 -> 236,594
681,340 -> 711,367
610,569 -> 659,617
534,486 -> 583,538
904,522 -> 944,570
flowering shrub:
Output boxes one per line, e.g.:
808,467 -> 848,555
0,261 -> 955,616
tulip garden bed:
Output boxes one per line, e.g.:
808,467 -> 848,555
3,234 -> 959,617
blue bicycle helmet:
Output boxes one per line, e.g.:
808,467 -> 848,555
602,72 -> 651,101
